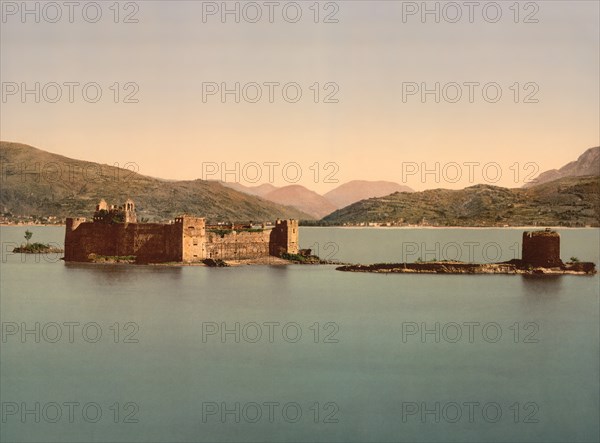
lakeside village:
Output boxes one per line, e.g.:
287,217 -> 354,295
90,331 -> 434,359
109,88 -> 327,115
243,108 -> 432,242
0,213 -> 288,228
0,213 -> 461,227
1,212 -> 594,228
0,213 -> 62,226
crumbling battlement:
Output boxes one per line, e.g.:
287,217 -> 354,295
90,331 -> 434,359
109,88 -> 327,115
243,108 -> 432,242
64,200 -> 299,264
93,198 -> 137,224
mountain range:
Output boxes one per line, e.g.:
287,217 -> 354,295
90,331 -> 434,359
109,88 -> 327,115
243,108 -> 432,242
221,180 -> 413,218
322,176 -> 600,226
323,175 -> 599,227
0,142 -> 311,223
321,146 -> 599,226
1,142 -> 598,226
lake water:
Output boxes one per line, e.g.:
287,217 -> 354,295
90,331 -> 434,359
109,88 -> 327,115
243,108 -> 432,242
1,226 -> 598,443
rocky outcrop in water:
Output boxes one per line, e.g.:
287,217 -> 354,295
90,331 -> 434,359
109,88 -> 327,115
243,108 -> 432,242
336,260 -> 596,275
336,230 -> 596,275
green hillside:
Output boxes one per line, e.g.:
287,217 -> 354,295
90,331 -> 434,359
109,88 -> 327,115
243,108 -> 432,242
322,176 -> 600,227
0,142 -> 312,223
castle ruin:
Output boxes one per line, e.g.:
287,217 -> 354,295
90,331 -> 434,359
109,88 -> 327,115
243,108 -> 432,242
64,199 -> 299,263
521,229 -> 563,268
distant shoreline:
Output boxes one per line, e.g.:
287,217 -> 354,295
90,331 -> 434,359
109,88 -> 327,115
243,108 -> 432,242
0,223 -> 66,227
1,223 -> 598,230
300,225 -> 599,230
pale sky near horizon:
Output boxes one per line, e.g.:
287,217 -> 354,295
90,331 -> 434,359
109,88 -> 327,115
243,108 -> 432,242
1,0 -> 598,193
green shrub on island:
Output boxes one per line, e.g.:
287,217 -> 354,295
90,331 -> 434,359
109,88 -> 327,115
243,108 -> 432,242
13,242 -> 63,253
12,230 -> 63,253
281,252 -> 308,262
415,257 -> 441,263
281,252 -> 329,264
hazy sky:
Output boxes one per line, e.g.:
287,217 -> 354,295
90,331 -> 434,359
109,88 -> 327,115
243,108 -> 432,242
1,0 -> 598,192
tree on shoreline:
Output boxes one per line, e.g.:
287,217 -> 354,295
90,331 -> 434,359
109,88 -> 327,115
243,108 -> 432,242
24,229 -> 32,245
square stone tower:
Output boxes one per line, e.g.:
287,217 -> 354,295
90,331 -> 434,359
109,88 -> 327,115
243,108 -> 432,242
179,215 -> 206,262
269,219 -> 299,256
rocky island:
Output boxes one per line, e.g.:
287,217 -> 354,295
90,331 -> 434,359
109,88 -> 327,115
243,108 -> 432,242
12,230 -> 64,254
13,243 -> 64,254
337,230 -> 596,275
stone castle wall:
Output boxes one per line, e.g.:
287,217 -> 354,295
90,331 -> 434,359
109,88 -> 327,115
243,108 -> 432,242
269,219 -> 299,256
205,230 -> 272,260
64,212 -> 299,264
64,218 -> 183,263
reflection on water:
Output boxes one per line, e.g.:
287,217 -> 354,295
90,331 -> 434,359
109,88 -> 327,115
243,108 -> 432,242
520,274 -> 564,296
64,262 -> 184,281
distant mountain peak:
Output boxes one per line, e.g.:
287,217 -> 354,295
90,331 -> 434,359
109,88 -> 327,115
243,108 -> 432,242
523,146 -> 599,188
323,180 -> 414,209
263,185 -> 337,219
219,182 -> 278,197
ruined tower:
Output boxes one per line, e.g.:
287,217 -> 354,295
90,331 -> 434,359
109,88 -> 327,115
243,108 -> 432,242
269,219 -> 299,256
123,199 -> 137,223
179,215 -> 206,262
92,199 -> 136,223
96,199 -> 108,212
522,229 -> 563,268
64,217 -> 88,261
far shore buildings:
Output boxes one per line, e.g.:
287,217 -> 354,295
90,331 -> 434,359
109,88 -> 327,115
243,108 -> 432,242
64,199 -> 298,263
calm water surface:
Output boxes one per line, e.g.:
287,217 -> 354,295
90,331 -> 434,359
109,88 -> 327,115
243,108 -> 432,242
1,226 -> 598,442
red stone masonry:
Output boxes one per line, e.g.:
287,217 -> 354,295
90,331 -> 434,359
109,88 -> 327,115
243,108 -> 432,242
64,200 -> 299,264
522,229 -> 563,268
